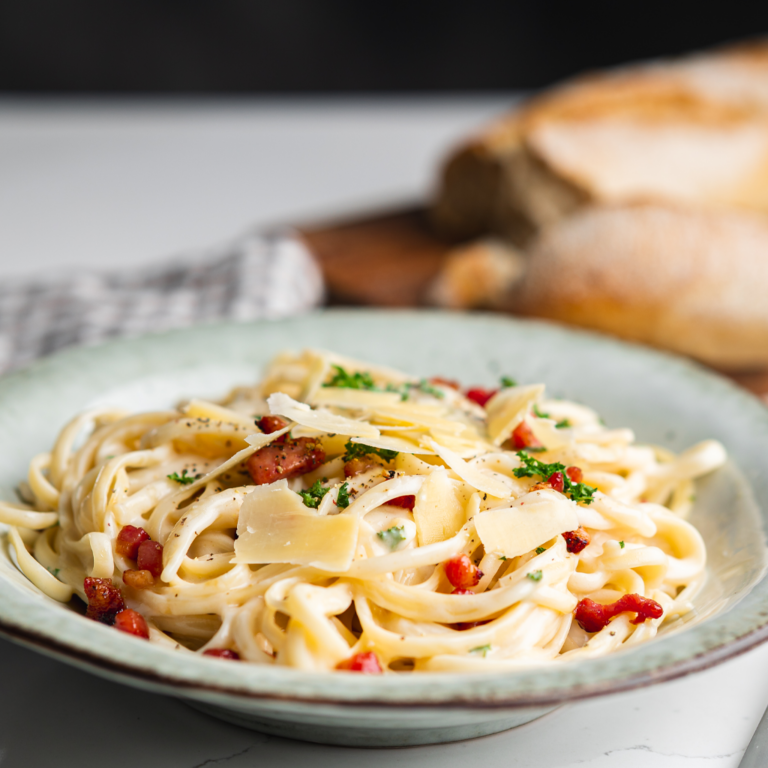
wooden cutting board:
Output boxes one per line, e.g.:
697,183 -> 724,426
299,205 -> 454,307
298,204 -> 768,401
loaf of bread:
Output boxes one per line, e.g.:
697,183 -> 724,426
430,39 -> 768,369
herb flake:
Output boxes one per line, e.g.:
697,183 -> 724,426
336,482 -> 351,509
377,525 -> 406,550
343,440 -> 398,463
470,644 -> 492,657
500,376 -> 517,388
619,540 -> 625,549
513,451 -> 597,505
167,469 -> 199,485
535,547 -> 546,555
324,365 -> 377,390
323,366 -> 444,402
527,570 -> 543,581
298,480 -> 331,509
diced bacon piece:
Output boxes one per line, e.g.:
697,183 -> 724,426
430,377 -> 460,390
548,471 -> 565,493
574,594 -> 663,633
451,588 -> 475,595
203,648 -> 241,660
511,421 -> 543,450
389,495 -> 416,510
122,569 -> 155,589
344,456 -> 378,478
336,651 -> 383,673
247,438 -> 325,485
562,527 -> 590,554
465,387 -> 497,408
452,619 -> 490,631
566,466 -> 583,483
84,577 -> 125,624
445,554 -> 483,589
137,540 -> 163,578
114,609 -> 150,639
257,415 -> 289,437
116,525 -> 150,559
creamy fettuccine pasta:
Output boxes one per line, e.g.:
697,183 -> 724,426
1,349 -> 726,672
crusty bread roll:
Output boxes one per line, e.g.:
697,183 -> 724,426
507,204 -> 768,369
429,39 -> 768,370
433,39 -> 768,244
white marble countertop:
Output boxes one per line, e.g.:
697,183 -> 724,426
0,98 -> 765,767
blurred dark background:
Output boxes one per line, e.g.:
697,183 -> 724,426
1,0 -> 767,93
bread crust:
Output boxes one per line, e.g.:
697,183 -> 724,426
433,39 -> 768,241
508,204 -> 768,369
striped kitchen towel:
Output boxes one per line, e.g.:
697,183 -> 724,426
0,230 -> 324,373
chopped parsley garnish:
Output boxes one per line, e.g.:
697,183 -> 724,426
527,570 -> 543,581
298,480 -> 331,509
500,376 -> 517,388
322,366 -> 443,402
167,469 -> 199,485
619,540 -> 625,549
377,525 -> 406,549
343,440 -> 398,463
412,379 -> 444,399
513,451 -> 597,505
498,555 -> 508,561
47,567 -> 60,578
385,379 -> 444,401
535,547 -> 546,555
336,482 -> 351,509
470,644 -> 492,657
324,364 -> 377,390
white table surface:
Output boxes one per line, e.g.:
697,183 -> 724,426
0,97 -> 766,767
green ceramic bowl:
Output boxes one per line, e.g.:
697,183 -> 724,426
0,310 -> 766,747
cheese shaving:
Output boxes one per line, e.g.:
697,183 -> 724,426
267,392 -> 380,438
486,384 -> 545,445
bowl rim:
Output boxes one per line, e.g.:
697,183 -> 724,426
1,308 -> 767,710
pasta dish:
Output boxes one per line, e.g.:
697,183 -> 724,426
0,349 -> 726,672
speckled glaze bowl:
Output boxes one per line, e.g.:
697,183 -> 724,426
0,311 -> 766,747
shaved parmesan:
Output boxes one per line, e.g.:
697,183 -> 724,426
427,430 -> 490,458
349,435 -> 434,455
413,469 -> 467,546
267,392 -> 380,438
423,438 -> 511,499
395,453 -> 438,476
183,399 -> 257,429
529,418 -> 572,450
300,350 -> 330,403
371,404 -> 465,433
244,426 -> 291,449
474,489 -> 580,559
233,481 -> 359,572
311,388 -> 402,409
486,385 -> 545,446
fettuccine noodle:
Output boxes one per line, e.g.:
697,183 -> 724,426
1,349 -> 725,672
